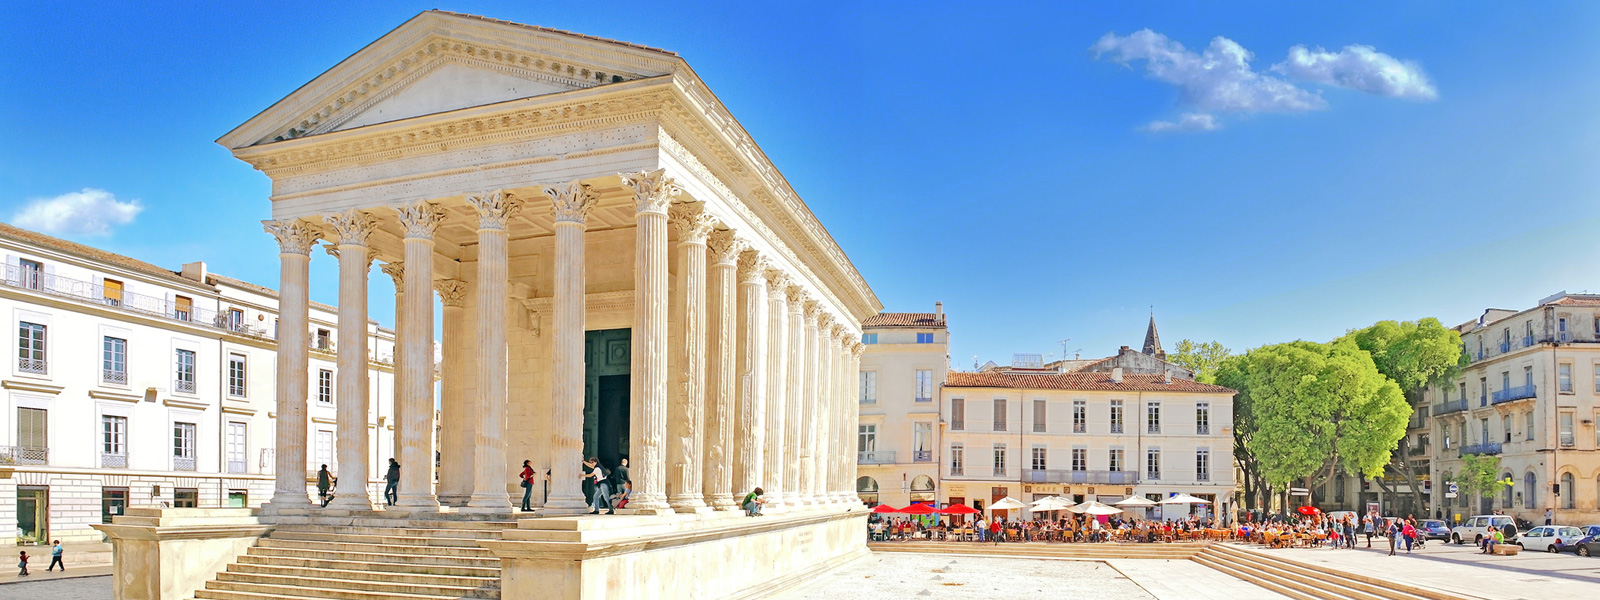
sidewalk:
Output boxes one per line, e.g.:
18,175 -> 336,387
0,565 -> 113,585
1271,540 -> 1600,599
1109,558 -> 1289,600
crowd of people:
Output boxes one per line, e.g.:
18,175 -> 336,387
867,512 -> 1229,543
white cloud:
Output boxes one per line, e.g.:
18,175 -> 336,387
1091,29 -> 1326,114
1273,44 -> 1438,100
1141,112 -> 1221,133
11,188 -> 143,236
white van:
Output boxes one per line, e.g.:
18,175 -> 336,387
1451,515 -> 1517,545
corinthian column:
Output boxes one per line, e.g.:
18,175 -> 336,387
762,271 -> 790,508
465,191 -> 521,513
800,303 -> 821,504
733,252 -> 768,497
846,339 -> 865,504
263,219 -> 318,509
434,279 -> 471,506
668,204 -> 714,512
394,201 -> 444,508
620,170 -> 679,512
545,180 -> 597,513
784,288 -> 806,505
704,229 -> 744,511
816,314 -> 836,503
324,209 -> 376,510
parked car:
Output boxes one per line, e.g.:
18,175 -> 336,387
1419,520 -> 1451,541
1452,515 -> 1518,545
1519,526 -> 1586,552
1553,534 -> 1594,555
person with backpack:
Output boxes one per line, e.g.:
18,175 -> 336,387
316,465 -> 334,507
584,457 -> 613,515
383,458 -> 400,506
519,460 -> 537,512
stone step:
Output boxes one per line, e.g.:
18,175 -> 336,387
213,571 -> 497,599
235,553 -> 499,578
195,583 -> 470,600
246,546 -> 499,569
257,538 -> 495,558
268,530 -> 496,548
1193,553 -> 1349,600
1205,545 -> 1452,600
270,525 -> 508,540
226,562 -> 499,589
267,516 -> 516,530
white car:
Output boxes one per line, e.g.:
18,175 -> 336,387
1520,526 -> 1586,552
1452,515 -> 1517,545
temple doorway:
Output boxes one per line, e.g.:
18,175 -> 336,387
583,329 -> 631,470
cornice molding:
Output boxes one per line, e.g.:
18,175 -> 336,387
89,390 -> 142,403
2,380 -> 65,395
221,404 -> 259,417
163,398 -> 211,411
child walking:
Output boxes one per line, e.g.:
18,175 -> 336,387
17,550 -> 29,576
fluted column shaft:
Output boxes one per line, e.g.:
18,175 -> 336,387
326,210 -> 375,510
546,181 -> 597,512
801,311 -> 821,503
704,231 -> 742,510
784,294 -> 806,505
466,192 -> 520,512
434,280 -> 471,505
817,321 -> 836,502
622,171 -> 677,512
265,220 -> 316,508
733,254 -> 768,496
380,262 -> 406,492
762,275 -> 789,506
668,206 -> 712,511
845,339 -> 864,503
395,203 -> 443,508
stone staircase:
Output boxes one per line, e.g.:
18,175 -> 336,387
1193,544 -> 1476,600
191,516 -> 515,600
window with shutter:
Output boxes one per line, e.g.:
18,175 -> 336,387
17,408 -> 47,464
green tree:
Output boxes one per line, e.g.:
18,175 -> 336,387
1217,353 -> 1268,512
1455,454 -> 1511,511
1225,340 -> 1410,505
1168,339 -> 1231,384
1339,318 -> 1466,515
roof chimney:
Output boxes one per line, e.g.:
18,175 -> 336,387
180,261 -> 208,283
935,302 -> 943,320
1111,367 -> 1124,383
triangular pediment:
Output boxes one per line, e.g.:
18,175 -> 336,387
220,10 -> 681,149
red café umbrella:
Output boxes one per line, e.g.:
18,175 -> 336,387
1297,506 -> 1322,516
938,504 -> 980,515
901,503 -> 937,515
869,504 -> 901,514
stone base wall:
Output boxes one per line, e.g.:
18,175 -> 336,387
2,471 -> 273,546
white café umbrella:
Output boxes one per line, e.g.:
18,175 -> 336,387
989,496 -> 1027,511
1030,496 -> 1075,511
1068,501 -> 1123,516
1160,493 -> 1211,504
1113,496 -> 1158,507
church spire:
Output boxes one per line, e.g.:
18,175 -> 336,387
1142,310 -> 1164,358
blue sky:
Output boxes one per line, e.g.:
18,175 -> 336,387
3,1 -> 1598,367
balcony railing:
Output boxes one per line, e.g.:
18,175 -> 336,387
949,466 -> 963,476
17,357 -> 46,374
1,265 -> 271,338
1433,399 -> 1468,416
174,456 -> 196,471
174,379 -> 196,394
102,368 -> 127,384
858,450 -> 896,465
228,460 -> 248,474
1197,425 -> 1210,435
1561,433 -> 1576,447
992,466 -> 1006,477
1459,442 -> 1502,457
1023,469 -> 1140,484
1407,444 -> 1428,456
1110,423 -> 1124,434
101,452 -> 128,468
1147,470 -> 1161,481
1491,384 -> 1537,405
1197,471 -> 1210,482
912,450 -> 932,463
1523,335 -> 1535,347
0,446 -> 47,465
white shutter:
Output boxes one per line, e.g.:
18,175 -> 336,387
18,408 -> 47,449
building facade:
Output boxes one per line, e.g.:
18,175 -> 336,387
0,222 -> 396,545
855,305 -> 947,507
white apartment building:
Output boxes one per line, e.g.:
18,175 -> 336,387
940,364 -> 1237,521
0,222 -> 396,546
1427,292 -> 1600,524
855,305 -> 947,508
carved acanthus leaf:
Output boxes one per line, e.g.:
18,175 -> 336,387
263,218 -> 322,255
434,279 -> 468,308
737,251 -> 769,284
785,285 -> 806,307
802,301 -> 822,323
545,180 -> 598,224
466,190 -> 523,230
379,262 -> 404,287
619,169 -> 681,214
707,229 -> 746,265
668,202 -> 715,241
324,209 -> 378,246
395,201 -> 446,239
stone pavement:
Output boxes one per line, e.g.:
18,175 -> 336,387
1,574 -> 111,599
1274,540 -> 1600,600
0,564 -> 113,586
1108,558 -> 1291,600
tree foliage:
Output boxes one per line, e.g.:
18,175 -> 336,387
1168,339 -> 1231,384
1339,318 -> 1466,395
1222,340 -> 1409,490
1456,454 -> 1510,501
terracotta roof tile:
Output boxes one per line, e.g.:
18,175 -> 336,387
1547,296 -> 1600,307
945,371 -> 1235,394
0,221 -> 198,286
863,312 -> 945,329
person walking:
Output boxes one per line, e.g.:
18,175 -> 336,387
46,540 -> 62,572
1385,519 -> 1399,556
383,458 -> 401,506
611,457 -> 631,508
316,465 -> 334,507
1401,520 -> 1416,554
742,487 -> 766,516
519,460 -> 537,512
1546,508 -> 1554,526
16,550 -> 28,577
585,457 -> 613,515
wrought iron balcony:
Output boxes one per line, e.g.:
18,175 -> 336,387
174,456 -> 196,472
0,265 -> 262,336
102,368 -> 127,384
1197,471 -> 1210,482
1491,384 -> 1537,405
1499,341 -> 1511,354
17,357 -> 46,374
1433,398 -> 1468,416
913,450 -> 933,463
174,379 -> 196,394
1523,335 -> 1535,347
1561,433 -> 1576,447
949,466 -> 963,476
992,466 -> 1007,477
227,460 -> 248,474
101,452 -> 128,468
1459,442 -> 1502,457
1023,469 -> 1140,484
858,450 -> 896,465
1407,444 -> 1428,456
0,446 -> 47,465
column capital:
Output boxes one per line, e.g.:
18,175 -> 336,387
763,269 -> 790,295
737,251 -> 769,284
435,279 -> 468,307
324,209 -> 378,247
546,180 -> 599,224
707,229 -> 746,265
395,201 -> 446,239
802,301 -> 822,325
466,190 -> 523,230
816,311 -> 835,332
263,219 -> 321,255
668,202 -> 715,242
322,243 -> 374,268
380,261 -> 404,288
830,323 -> 850,344
620,169 -> 681,215
851,340 -> 866,357
784,285 -> 806,309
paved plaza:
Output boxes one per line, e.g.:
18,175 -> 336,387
2,574 -> 112,600
1276,541 -> 1600,599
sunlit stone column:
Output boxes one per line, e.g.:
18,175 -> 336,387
621,170 -> 679,512
733,251 -> 768,497
800,303 -> 821,504
379,261 -> 406,464
545,180 -> 597,513
846,338 -> 865,504
763,271 -> 790,507
263,219 -> 318,508
465,191 -> 521,513
395,201 -> 444,508
704,229 -> 744,511
784,288 -> 806,505
816,315 -> 836,503
668,203 -> 714,512
324,209 -> 377,510
434,279 -> 471,506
